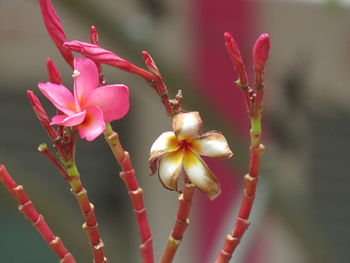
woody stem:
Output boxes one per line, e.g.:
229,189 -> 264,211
104,123 -> 154,263
59,160 -> 107,263
160,178 -> 195,263
0,165 -> 76,263
214,112 -> 264,263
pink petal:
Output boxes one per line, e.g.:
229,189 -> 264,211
50,111 -> 86,126
84,84 -> 130,123
78,106 -> 105,141
73,58 -> 99,107
38,82 -> 76,115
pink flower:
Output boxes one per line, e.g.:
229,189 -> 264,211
38,58 -> 129,141
149,112 -> 233,200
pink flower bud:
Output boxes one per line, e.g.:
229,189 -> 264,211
224,32 -> 244,68
46,58 -> 62,84
64,41 -> 153,82
27,90 -> 57,140
89,26 -> 102,75
224,32 -> 247,85
39,0 -> 74,68
141,51 -> 165,95
253,33 -> 270,84
90,26 -> 99,45
64,41 -> 130,69
142,51 -> 161,78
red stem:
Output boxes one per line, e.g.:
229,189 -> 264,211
214,132 -> 264,263
160,180 -> 195,263
215,33 -> 268,262
104,126 -> 154,263
39,144 -> 107,263
142,51 -> 174,117
0,165 -> 76,263
215,146 -> 264,263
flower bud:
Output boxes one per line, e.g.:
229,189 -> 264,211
142,51 -> 161,78
64,41 -> 153,82
64,41 -> 130,69
89,26 -> 103,75
46,58 -> 62,84
253,33 -> 270,84
27,90 -> 57,140
224,32 -> 247,85
90,26 -> 99,45
224,32 -> 244,67
39,0 -> 74,68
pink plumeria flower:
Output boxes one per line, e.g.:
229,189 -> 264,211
149,112 -> 233,200
38,58 -> 129,141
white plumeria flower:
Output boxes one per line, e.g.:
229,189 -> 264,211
149,111 -> 233,200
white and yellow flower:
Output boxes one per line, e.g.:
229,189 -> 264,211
149,112 -> 233,200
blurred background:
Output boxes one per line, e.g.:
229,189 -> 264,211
0,0 -> 350,262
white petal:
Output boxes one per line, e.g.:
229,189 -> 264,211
158,149 -> 183,191
191,131 -> 233,158
149,132 -> 180,174
172,112 -> 202,141
183,149 -> 220,200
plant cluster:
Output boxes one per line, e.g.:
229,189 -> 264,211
0,1 -> 270,262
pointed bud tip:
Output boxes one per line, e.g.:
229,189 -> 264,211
224,32 -> 233,42
260,33 -> 270,41
253,33 -> 270,69
27,90 -> 37,104
142,50 -> 150,59
254,33 -> 270,53
90,26 -> 99,45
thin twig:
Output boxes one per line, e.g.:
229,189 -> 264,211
0,165 -> 76,263
160,179 -> 195,263
104,123 -> 154,263
39,144 -> 107,263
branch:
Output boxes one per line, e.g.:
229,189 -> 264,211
0,165 -> 76,263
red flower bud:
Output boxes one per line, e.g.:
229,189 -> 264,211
64,41 -> 153,82
253,33 -> 270,84
27,90 -> 57,140
89,26 -> 103,76
142,51 -> 161,78
90,26 -> 99,46
46,58 -> 62,84
224,32 -> 247,85
224,32 -> 244,67
39,0 -> 74,68
64,41 -> 130,69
